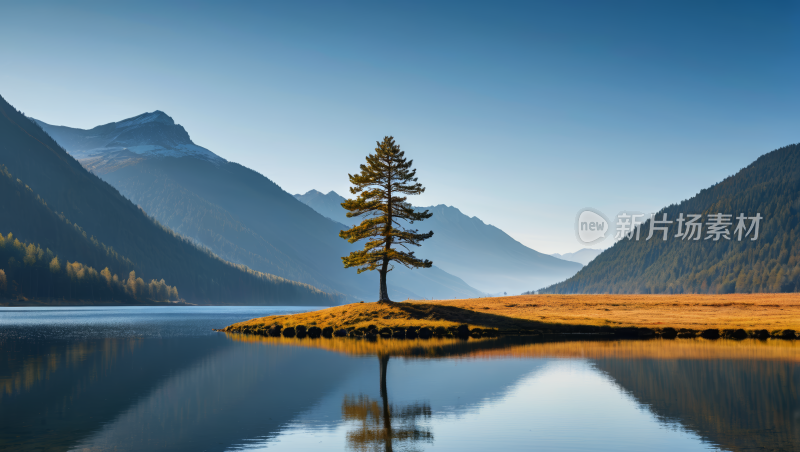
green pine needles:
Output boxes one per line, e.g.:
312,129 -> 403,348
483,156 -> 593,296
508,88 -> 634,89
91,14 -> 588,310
340,136 -> 434,303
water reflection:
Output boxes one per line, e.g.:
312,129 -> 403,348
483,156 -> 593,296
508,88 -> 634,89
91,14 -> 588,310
226,332 -> 800,362
596,356 -> 800,451
1,327 -> 796,451
1,337 -> 142,399
342,392 -> 433,452
229,334 -> 799,452
340,354 -> 434,452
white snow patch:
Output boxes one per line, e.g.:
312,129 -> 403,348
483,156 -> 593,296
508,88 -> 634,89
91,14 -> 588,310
175,144 -> 224,162
115,111 -> 172,129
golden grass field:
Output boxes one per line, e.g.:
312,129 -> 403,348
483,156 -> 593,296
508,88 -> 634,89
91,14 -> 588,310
224,293 -> 800,334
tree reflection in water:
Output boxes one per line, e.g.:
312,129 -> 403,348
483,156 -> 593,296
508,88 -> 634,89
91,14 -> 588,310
342,355 -> 433,452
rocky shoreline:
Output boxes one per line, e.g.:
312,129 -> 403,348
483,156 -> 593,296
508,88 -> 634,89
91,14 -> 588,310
220,322 -> 798,341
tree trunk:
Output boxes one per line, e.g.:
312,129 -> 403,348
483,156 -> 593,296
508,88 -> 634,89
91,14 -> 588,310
378,257 -> 391,302
380,161 -> 393,304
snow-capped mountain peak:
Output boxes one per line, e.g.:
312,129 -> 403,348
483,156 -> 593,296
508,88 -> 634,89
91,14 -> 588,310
35,111 -> 225,164
115,110 -> 175,128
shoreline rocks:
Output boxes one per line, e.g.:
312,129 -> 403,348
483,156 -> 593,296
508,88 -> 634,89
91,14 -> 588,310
223,321 -> 798,343
660,327 -> 678,339
700,329 -> 720,339
778,329 -> 797,340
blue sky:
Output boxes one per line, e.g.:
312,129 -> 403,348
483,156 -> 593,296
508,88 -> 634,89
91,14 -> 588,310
2,1 -> 798,254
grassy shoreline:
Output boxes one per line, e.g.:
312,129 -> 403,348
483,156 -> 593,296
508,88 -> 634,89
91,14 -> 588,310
222,293 -> 800,339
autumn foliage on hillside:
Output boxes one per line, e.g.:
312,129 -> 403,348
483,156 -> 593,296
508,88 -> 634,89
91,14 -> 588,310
0,232 -> 178,303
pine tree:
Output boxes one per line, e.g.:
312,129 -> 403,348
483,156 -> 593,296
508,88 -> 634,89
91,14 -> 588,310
340,136 -> 433,303
101,267 -> 112,285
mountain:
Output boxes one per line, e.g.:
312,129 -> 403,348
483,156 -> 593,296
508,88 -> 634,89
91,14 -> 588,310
39,111 -> 223,163
0,95 -> 335,305
541,143 -> 800,294
550,248 -> 604,266
36,112 -> 483,302
294,190 -> 583,294
294,190 -> 350,225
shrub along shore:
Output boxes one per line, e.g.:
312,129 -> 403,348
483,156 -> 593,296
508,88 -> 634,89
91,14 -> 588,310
221,294 -> 800,340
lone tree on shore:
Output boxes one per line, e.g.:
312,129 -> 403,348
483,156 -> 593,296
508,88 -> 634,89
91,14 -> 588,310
340,136 -> 433,303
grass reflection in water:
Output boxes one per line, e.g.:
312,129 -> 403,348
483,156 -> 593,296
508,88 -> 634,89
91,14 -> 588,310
223,333 -> 800,362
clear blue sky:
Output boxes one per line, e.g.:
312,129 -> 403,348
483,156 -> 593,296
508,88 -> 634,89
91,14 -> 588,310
2,1 -> 798,254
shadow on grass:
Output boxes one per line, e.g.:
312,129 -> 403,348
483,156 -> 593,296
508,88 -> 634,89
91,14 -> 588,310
224,300 -> 663,338
395,302 -> 601,334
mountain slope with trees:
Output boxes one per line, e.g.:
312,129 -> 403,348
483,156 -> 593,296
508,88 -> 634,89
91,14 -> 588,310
36,111 -> 483,301
0,164 -> 179,304
0,95 -> 336,305
0,232 -> 177,305
541,143 -> 800,294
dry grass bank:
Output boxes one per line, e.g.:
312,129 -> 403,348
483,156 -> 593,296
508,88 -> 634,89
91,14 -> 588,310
428,293 -> 800,331
223,293 -> 800,334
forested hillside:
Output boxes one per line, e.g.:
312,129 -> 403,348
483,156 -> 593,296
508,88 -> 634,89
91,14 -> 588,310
0,95 -> 337,305
0,165 -> 178,303
541,143 -> 800,294
0,232 -> 178,304
0,164 -> 133,276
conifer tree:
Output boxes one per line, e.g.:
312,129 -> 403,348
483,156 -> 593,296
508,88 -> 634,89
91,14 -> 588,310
340,136 -> 433,303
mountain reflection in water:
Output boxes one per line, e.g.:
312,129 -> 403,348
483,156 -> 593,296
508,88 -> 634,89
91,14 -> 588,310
0,331 -> 796,452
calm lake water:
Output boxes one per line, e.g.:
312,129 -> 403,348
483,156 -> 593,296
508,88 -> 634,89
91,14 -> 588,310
0,306 -> 797,452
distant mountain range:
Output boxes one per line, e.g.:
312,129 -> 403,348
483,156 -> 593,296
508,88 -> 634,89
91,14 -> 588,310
550,248 -> 604,266
542,143 -> 800,294
294,190 -> 351,226
294,190 -> 583,294
37,112 -> 483,302
0,95 -> 333,305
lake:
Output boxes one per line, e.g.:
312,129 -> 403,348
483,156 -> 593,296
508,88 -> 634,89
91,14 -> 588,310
1,306 -> 797,452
